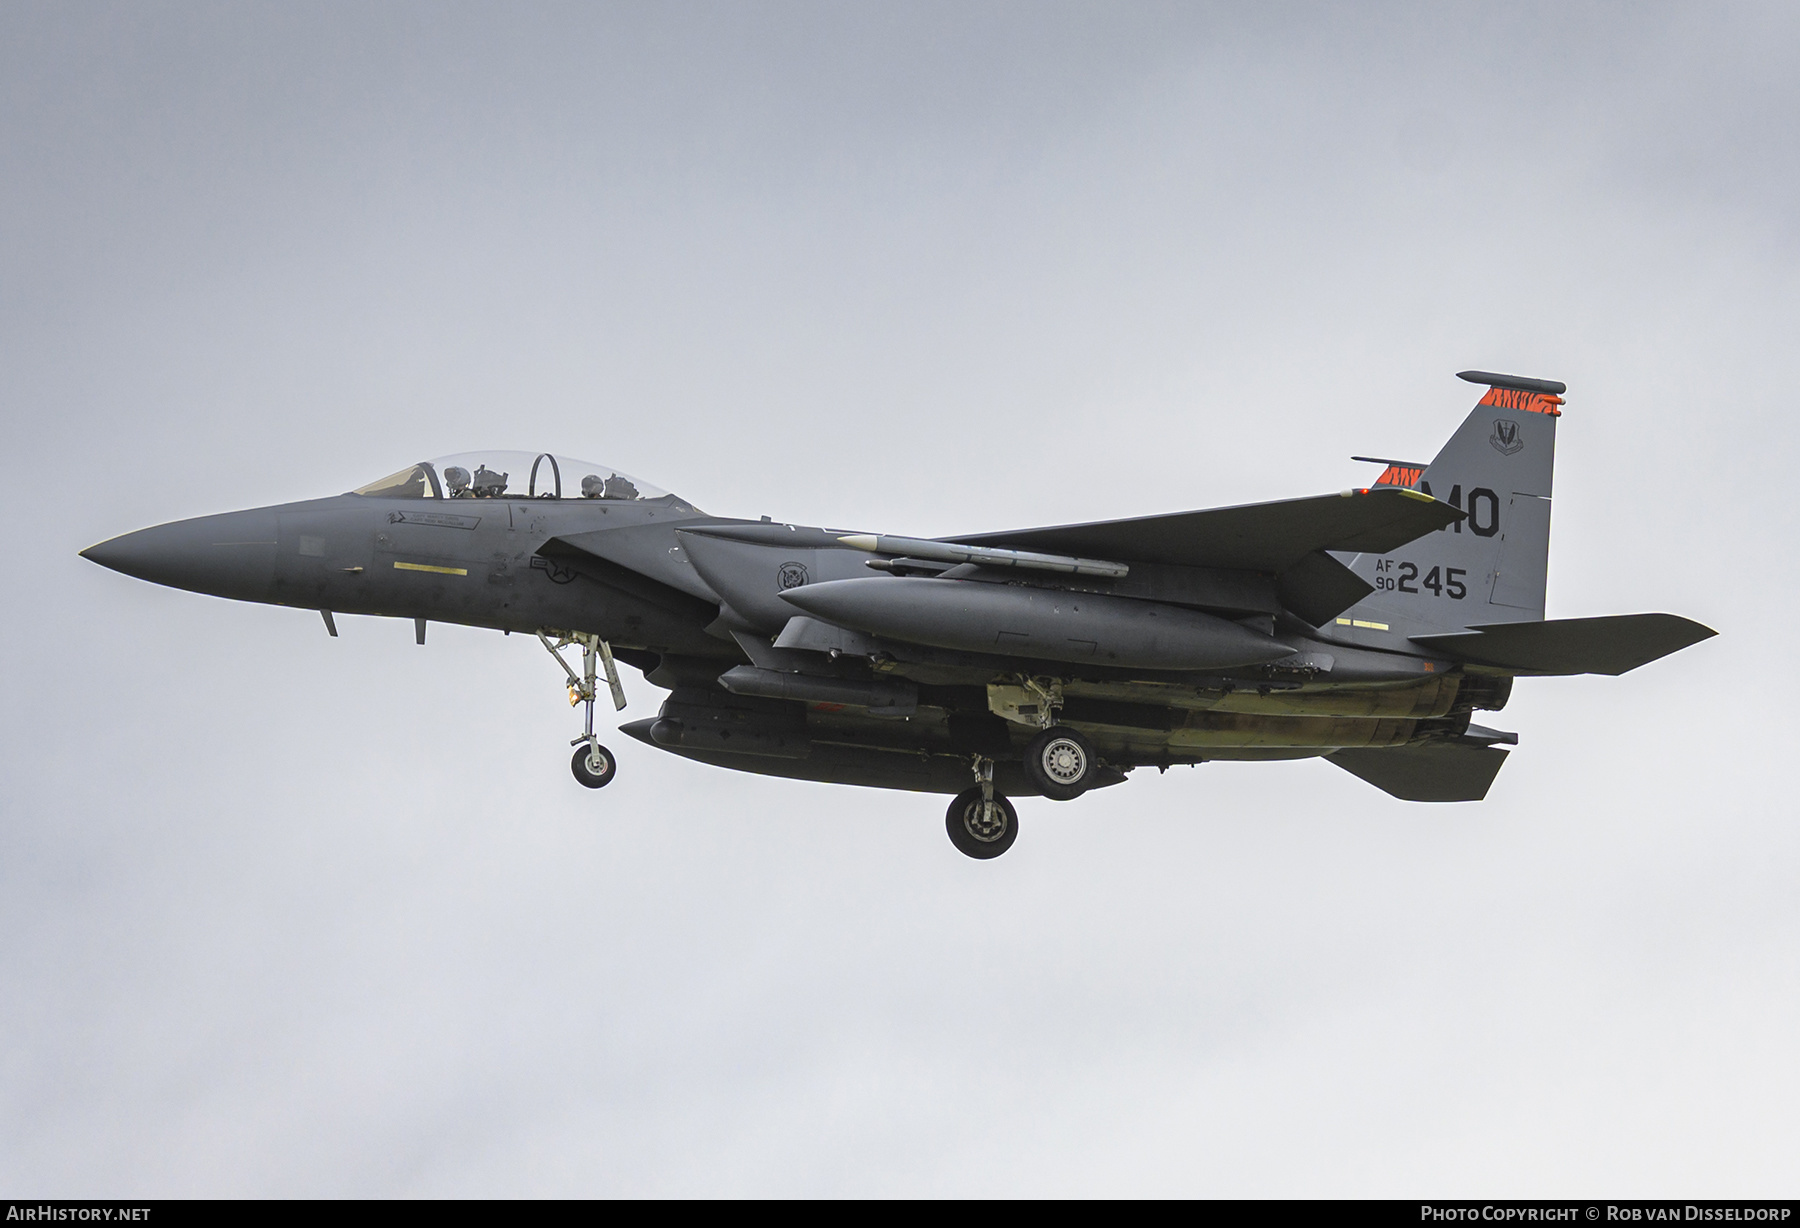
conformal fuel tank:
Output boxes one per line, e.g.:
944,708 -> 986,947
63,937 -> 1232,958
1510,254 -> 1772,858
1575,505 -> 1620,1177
779,577 -> 1295,671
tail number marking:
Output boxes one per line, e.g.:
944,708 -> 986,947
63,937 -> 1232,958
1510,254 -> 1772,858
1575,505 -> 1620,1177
1373,559 -> 1467,599
1418,483 -> 1500,537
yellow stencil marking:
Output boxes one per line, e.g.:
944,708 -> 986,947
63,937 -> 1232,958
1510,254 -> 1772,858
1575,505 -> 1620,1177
1335,618 -> 1352,625
393,561 -> 468,576
1352,619 -> 1389,630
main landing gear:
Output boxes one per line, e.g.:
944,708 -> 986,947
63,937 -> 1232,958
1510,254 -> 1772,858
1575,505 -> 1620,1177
946,723 -> 1101,859
947,756 -> 1018,859
1023,725 -> 1097,801
538,630 -> 627,790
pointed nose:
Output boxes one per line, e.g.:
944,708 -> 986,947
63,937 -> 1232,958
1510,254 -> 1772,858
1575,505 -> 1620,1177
81,508 -> 279,602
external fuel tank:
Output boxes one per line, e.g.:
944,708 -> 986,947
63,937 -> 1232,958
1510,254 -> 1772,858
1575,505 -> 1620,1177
778,576 -> 1296,671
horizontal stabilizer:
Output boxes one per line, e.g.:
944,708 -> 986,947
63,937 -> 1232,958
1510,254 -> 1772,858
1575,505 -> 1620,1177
1412,613 -> 1716,676
952,487 -> 1463,573
1329,740 -> 1510,802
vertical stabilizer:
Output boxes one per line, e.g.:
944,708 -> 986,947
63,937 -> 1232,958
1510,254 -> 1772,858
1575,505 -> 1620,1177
1332,371 -> 1562,634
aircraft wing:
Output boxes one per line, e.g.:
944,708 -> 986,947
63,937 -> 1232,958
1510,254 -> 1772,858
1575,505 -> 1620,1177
952,487 -> 1463,625
1411,613 -> 1717,676
950,487 -> 1462,572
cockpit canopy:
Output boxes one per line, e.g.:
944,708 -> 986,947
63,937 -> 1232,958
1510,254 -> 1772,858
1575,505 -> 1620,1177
353,452 -> 690,508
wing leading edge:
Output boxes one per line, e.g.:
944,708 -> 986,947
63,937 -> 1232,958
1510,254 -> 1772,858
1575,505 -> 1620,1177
951,487 -> 1463,571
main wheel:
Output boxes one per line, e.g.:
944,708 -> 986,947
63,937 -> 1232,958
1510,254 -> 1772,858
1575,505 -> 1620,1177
1024,726 -> 1096,801
946,787 -> 1018,859
571,743 -> 617,789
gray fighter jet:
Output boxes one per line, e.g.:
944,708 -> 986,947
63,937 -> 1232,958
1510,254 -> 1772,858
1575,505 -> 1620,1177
82,371 -> 1714,858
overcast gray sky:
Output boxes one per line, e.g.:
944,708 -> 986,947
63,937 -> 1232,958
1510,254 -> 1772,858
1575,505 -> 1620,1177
3,1 -> 1797,1196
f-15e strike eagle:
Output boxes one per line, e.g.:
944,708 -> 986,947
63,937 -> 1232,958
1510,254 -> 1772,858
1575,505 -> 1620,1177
83,371 -> 1714,858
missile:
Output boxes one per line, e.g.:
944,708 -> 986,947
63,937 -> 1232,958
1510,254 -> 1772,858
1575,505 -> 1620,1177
678,523 -> 1129,578
779,577 -> 1295,671
834,534 -> 1128,579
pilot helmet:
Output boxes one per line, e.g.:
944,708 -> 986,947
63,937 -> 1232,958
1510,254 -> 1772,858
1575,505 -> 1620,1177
580,474 -> 606,498
443,466 -> 471,496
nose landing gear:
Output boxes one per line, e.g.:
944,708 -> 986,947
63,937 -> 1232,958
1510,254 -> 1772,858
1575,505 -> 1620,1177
571,742 -> 616,789
538,630 -> 627,789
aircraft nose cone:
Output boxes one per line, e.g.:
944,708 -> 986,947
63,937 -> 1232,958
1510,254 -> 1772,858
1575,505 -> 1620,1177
80,508 -> 279,601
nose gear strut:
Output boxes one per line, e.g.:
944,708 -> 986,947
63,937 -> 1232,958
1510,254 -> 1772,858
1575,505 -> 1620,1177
538,630 -> 626,789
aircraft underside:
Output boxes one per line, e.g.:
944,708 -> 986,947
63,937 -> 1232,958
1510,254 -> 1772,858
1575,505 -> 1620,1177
619,664 -> 1513,789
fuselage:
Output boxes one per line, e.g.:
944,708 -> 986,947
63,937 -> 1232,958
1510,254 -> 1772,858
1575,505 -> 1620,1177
82,489 -> 735,657
81,463 -> 1498,799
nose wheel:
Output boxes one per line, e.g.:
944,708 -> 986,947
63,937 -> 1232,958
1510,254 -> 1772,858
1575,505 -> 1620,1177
538,630 -> 627,791
571,742 -> 617,789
